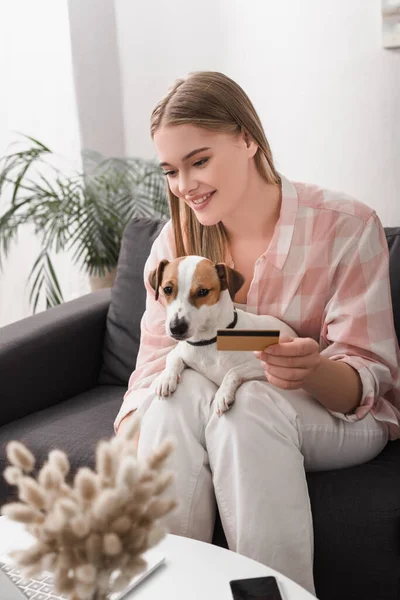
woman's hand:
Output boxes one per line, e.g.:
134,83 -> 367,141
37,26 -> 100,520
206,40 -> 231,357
254,334 -> 321,390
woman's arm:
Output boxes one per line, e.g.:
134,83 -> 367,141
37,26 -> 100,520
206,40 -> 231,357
303,355 -> 362,413
259,335 -> 362,414
257,213 -> 399,418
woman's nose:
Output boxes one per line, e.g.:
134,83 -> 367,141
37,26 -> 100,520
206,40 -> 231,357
178,173 -> 197,197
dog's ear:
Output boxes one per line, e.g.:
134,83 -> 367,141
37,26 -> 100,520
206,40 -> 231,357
149,259 -> 169,301
215,263 -> 245,300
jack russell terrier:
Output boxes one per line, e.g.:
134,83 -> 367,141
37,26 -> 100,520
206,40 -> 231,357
149,256 -> 297,415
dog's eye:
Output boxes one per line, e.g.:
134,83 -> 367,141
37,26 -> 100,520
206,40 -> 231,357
163,286 -> 173,296
197,288 -> 209,297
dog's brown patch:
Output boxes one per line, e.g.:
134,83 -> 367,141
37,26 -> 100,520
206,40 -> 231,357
215,263 -> 245,300
159,258 -> 186,303
189,259 -> 223,308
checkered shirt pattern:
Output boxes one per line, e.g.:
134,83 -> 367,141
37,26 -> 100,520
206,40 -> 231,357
114,175 -> 400,440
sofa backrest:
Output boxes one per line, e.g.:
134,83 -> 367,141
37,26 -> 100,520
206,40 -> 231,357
99,219 -> 400,386
385,228 -> 400,345
99,217 -> 166,385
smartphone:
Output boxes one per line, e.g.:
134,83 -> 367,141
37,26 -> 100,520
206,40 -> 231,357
217,329 -> 280,352
229,576 -> 283,600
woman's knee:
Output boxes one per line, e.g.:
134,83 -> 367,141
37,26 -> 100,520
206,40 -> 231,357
219,379 -> 300,442
143,369 -> 218,431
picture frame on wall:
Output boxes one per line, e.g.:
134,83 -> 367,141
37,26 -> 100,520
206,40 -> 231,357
382,0 -> 400,48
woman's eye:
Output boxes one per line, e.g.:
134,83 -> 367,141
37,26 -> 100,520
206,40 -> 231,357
197,288 -> 209,297
163,286 -> 173,295
162,158 -> 208,178
194,158 -> 209,168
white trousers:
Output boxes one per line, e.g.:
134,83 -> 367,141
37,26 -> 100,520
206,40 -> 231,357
137,369 -> 389,596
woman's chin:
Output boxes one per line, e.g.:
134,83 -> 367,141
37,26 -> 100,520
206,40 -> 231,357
193,211 -> 221,227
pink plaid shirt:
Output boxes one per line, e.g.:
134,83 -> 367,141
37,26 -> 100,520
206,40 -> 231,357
114,175 -> 400,440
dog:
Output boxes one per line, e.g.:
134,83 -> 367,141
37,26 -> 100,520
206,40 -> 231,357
149,255 -> 297,415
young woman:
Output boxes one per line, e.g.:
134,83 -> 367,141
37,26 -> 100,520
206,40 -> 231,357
115,71 -> 400,595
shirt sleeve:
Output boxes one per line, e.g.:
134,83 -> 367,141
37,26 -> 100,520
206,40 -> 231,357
320,212 -> 400,424
114,220 -> 177,432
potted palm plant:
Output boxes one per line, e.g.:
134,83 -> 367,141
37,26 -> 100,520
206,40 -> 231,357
0,136 -> 169,311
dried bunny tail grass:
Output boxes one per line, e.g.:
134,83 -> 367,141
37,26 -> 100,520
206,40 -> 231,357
3,429 -> 177,599
53,565 -> 74,595
147,523 -> 167,548
146,438 -> 175,470
41,552 -> 58,571
74,468 -> 99,503
1,502 -> 44,524
109,515 -> 132,535
146,497 -> 177,520
3,465 -> 23,485
75,581 -> 97,600
92,488 -> 122,522
48,449 -> 70,476
131,481 -> 156,505
125,527 -> 147,553
57,497 -> 79,518
116,456 -> 139,490
6,442 -> 35,472
153,471 -> 175,495
112,571 -> 132,593
96,440 -> 115,482
85,532 -> 103,566
9,544 -> 45,567
124,555 -> 147,576
70,514 -> 91,539
38,463 -> 64,490
103,532 -> 122,556
75,563 -> 97,585
44,505 -> 67,533
18,476 -> 46,510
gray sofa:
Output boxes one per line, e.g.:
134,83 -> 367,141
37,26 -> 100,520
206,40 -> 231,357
1,217 -> 400,600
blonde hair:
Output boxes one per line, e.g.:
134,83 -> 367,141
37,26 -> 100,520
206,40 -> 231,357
150,71 -> 280,263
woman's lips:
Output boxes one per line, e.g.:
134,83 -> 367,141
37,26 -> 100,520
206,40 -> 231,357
190,190 -> 216,211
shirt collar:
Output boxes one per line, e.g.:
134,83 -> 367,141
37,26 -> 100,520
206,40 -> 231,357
265,173 -> 298,270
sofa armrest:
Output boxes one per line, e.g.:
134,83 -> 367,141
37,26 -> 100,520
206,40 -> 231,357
0,289 -> 111,426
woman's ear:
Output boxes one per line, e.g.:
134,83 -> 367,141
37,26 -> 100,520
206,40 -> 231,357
215,263 -> 245,300
241,128 -> 258,158
149,259 -> 169,301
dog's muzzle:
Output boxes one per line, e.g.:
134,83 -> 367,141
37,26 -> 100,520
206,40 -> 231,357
169,317 -> 189,340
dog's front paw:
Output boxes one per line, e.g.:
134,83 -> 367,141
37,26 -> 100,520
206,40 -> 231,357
214,387 -> 236,416
153,371 -> 180,398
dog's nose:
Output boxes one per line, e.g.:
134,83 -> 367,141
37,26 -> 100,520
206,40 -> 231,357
170,318 -> 189,339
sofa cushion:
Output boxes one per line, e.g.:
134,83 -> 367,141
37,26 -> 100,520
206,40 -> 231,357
0,385 -> 125,505
99,217 -> 166,386
213,439 -> 400,600
308,438 -> 400,600
385,227 -> 400,345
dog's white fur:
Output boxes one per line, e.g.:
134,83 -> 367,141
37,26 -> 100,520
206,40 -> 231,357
150,255 -> 297,415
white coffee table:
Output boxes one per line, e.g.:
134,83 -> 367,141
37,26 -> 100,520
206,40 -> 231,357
0,516 -> 316,599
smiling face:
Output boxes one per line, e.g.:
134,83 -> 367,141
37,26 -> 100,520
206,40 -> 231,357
154,124 -> 258,227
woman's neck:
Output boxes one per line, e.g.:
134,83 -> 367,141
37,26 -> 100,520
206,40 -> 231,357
222,167 -> 281,243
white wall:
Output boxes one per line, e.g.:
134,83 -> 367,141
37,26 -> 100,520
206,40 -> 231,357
68,0 -> 126,156
0,1 -> 89,327
114,0 -> 228,160
1,0 -> 399,326
115,0 -> 400,225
